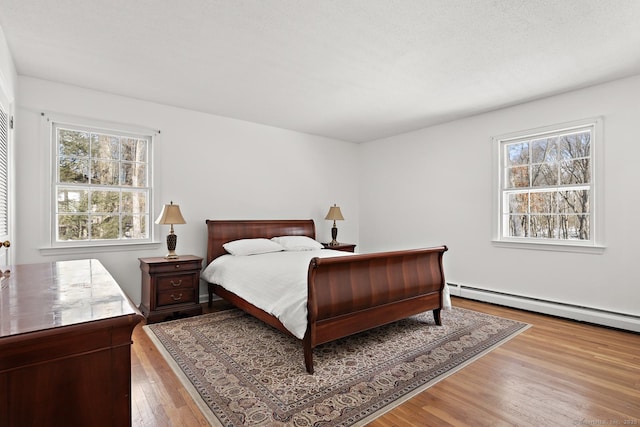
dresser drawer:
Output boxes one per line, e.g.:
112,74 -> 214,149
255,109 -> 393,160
157,288 -> 196,307
156,274 -> 195,291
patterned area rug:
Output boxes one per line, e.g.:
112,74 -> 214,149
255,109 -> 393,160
144,307 -> 529,426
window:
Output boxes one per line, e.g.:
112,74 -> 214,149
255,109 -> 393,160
52,120 -> 153,246
494,118 -> 603,251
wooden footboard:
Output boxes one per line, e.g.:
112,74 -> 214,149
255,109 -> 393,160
304,246 -> 447,373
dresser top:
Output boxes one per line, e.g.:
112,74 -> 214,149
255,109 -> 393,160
0,259 -> 140,338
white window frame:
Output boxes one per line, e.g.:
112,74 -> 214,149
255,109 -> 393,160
40,112 -> 161,255
492,117 -> 605,253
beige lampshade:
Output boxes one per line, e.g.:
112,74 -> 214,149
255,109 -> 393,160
155,201 -> 186,225
325,204 -> 344,221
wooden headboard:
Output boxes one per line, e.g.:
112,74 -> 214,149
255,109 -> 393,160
205,219 -> 316,265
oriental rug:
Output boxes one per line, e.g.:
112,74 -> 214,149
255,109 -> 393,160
144,307 -> 529,426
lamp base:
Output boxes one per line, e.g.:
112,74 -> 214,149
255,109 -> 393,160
165,233 -> 179,259
329,226 -> 339,246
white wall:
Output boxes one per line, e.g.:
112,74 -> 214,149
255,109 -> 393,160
14,76 -> 360,304
0,24 -> 16,100
359,75 -> 640,322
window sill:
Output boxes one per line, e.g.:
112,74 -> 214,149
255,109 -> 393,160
40,241 -> 162,256
491,239 -> 606,254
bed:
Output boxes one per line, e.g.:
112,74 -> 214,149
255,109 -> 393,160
203,219 -> 448,374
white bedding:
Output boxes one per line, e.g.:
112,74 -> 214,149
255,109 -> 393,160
201,249 -> 451,339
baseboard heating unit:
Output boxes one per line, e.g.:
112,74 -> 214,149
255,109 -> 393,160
448,283 -> 640,333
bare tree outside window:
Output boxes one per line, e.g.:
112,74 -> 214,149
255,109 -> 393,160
501,127 -> 592,242
55,125 -> 151,243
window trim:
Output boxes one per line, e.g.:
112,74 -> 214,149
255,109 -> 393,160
492,117 -> 605,253
40,112 -> 161,253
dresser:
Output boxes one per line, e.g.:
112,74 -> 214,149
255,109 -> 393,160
0,259 -> 143,426
139,255 -> 203,323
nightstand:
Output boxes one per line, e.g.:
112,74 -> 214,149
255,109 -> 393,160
322,242 -> 357,253
139,255 -> 203,323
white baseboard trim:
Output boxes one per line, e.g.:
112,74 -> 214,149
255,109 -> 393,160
448,283 -> 640,333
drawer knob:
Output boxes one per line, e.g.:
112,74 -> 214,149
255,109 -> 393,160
170,280 -> 183,287
175,264 -> 181,269
171,293 -> 183,301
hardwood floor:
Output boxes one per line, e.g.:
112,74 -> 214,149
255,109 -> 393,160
130,297 -> 640,426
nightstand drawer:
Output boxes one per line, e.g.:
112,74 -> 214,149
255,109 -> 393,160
157,288 -> 196,307
157,274 -> 195,291
147,260 -> 202,274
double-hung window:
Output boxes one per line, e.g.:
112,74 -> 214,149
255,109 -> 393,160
52,120 -> 154,246
494,118 -> 603,251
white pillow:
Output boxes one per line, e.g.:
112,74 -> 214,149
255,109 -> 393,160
223,238 -> 284,256
271,235 -> 324,251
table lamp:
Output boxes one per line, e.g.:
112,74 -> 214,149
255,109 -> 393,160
324,204 -> 344,246
155,201 -> 186,259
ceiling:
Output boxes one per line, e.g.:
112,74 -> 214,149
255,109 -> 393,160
1,1 -> 639,143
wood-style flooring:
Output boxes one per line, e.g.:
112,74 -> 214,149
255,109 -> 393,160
131,297 -> 640,426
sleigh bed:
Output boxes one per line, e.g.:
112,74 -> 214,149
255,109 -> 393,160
203,219 -> 448,374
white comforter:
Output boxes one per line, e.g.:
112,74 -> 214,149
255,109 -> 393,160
201,249 -> 451,339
